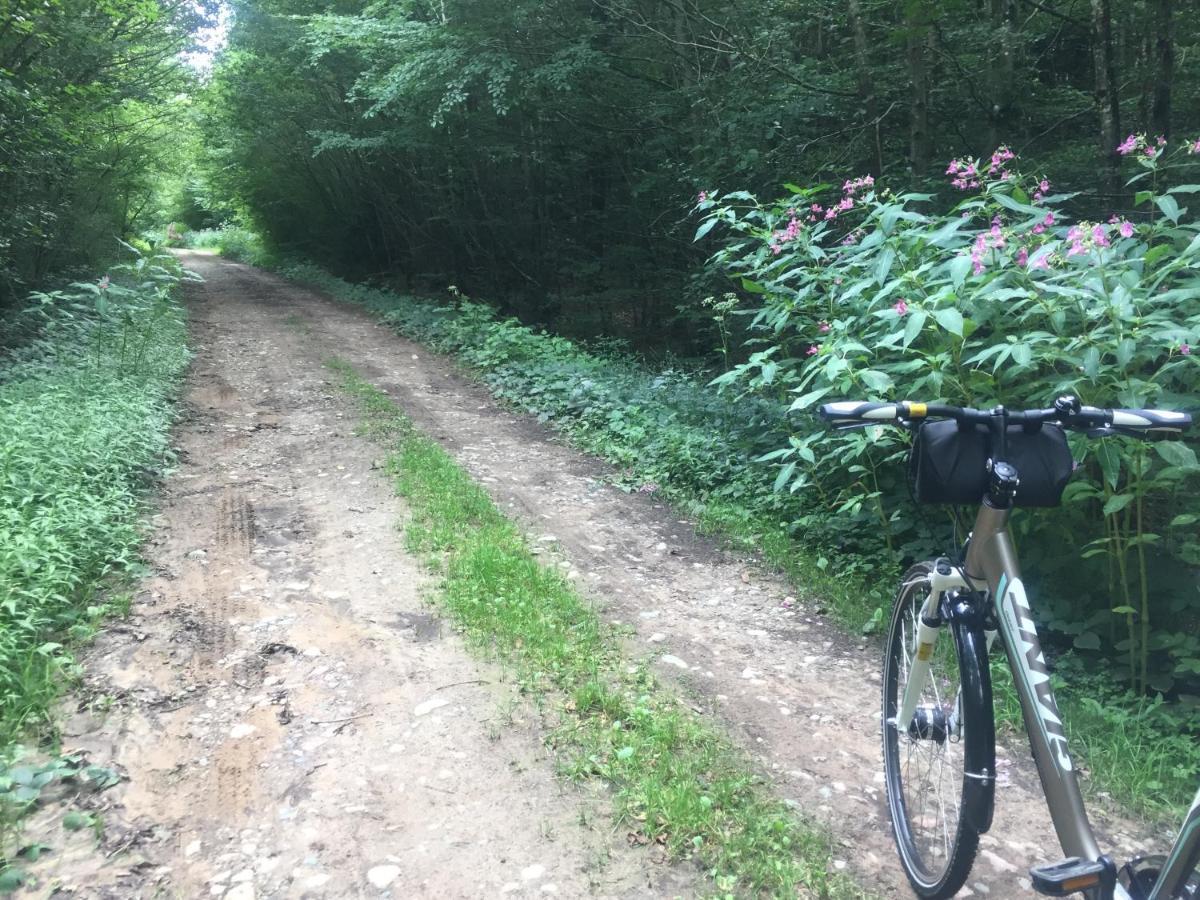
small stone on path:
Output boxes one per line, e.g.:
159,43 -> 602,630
659,654 -> 688,669
367,865 -> 401,888
414,697 -> 450,717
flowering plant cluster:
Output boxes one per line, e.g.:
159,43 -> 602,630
695,141 -> 1200,689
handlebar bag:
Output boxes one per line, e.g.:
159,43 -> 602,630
910,420 -> 1074,507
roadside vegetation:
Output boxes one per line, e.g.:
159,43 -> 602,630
0,248 -> 191,883
328,358 -> 865,899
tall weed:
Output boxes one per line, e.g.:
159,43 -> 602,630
0,248 -> 190,744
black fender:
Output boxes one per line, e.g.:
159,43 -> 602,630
948,591 -> 996,834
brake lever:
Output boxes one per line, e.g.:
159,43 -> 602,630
1085,426 -> 1144,439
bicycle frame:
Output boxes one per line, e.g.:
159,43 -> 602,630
899,498 -> 1200,899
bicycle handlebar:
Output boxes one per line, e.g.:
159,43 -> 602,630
818,398 -> 1193,436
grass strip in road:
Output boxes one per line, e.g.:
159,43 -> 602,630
327,357 -> 866,900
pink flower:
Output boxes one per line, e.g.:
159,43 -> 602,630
1091,224 -> 1110,248
1028,251 -> 1051,270
806,345 -> 820,356
1044,212 -> 1056,226
98,275 -> 110,291
1118,219 -> 1134,238
893,299 -> 909,316
818,321 -> 831,333
1015,248 -> 1029,267
1117,134 -> 1139,155
1156,135 -> 1167,146
1032,224 -> 1046,235
697,191 -> 708,203
1039,179 -> 1050,192
1181,343 -> 1192,356
1190,139 -> 1200,155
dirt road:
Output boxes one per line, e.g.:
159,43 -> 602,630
25,252 -> 1167,898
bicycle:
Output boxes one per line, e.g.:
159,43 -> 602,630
818,396 -> 1197,900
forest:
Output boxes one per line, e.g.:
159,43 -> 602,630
1,0 -> 1200,894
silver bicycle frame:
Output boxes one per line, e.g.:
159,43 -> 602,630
964,500 -> 1200,900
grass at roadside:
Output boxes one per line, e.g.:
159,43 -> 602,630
327,357 -> 867,899
0,250 -> 190,882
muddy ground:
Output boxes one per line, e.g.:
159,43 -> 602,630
19,252 -> 1171,898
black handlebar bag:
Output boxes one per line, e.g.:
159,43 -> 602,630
909,419 -> 1075,507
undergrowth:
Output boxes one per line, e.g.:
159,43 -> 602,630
0,250 -> 189,743
328,358 -> 866,899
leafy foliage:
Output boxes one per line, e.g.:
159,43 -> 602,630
0,0 -> 214,306
698,145 -> 1200,697
0,247 -> 190,744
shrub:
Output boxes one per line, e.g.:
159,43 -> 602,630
0,246 -> 190,742
697,138 -> 1200,695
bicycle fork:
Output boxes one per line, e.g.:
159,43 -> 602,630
893,561 -> 978,739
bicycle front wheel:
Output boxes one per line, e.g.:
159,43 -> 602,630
882,562 -> 995,899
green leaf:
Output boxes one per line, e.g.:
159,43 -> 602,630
788,387 -> 831,411
860,369 -> 894,392
902,311 -> 926,348
740,277 -> 765,294
1073,632 -> 1101,650
0,869 -> 25,891
933,308 -> 964,337
1155,194 -> 1181,223
616,746 -> 634,760
1171,514 -> 1199,527
773,462 -> 796,492
62,811 -> 92,831
1155,442 -> 1198,470
693,218 -> 718,241
1111,605 -> 1136,615
1103,493 -> 1134,516
948,255 -> 972,287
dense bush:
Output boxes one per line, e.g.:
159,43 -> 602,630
699,140 -> 1200,696
0,248 -> 191,743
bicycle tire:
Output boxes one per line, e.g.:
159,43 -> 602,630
882,561 -> 996,899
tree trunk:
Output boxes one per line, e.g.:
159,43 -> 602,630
988,0 -> 1018,149
906,6 -> 932,176
1090,0 -> 1122,195
1150,0 -> 1173,138
848,0 -> 883,175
